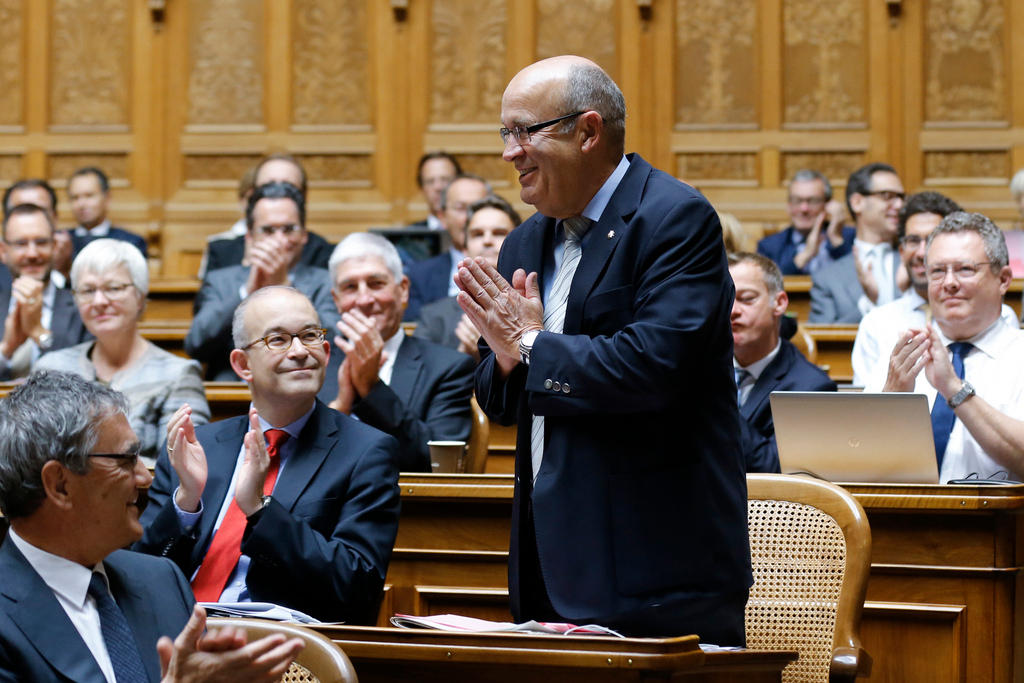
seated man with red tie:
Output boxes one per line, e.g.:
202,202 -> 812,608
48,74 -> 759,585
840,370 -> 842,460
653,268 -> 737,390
875,212 -> 1024,482
137,286 -> 401,624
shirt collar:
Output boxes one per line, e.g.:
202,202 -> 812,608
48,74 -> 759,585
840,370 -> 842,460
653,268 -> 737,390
854,238 -> 894,256
933,315 -> 1014,360
254,402 -> 316,441
734,340 -> 782,381
7,527 -> 103,610
75,219 -> 111,237
580,156 -> 630,225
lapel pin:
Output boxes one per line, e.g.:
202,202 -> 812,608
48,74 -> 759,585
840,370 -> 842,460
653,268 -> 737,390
607,230 -> 615,239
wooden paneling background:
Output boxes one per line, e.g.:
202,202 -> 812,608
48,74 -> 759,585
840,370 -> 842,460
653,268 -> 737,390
1,0 -> 1022,277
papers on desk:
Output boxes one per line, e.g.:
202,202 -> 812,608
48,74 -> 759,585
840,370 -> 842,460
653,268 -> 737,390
201,602 -> 322,624
390,613 -> 623,637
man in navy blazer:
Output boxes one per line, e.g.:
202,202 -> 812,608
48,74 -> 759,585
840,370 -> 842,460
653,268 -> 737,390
404,174 -> 490,320
729,253 -> 837,472
140,286 -> 400,625
756,169 -> 854,275
0,371 -> 302,682
456,57 -> 751,642
67,166 -> 148,259
185,182 -> 339,380
0,204 -> 91,379
319,232 -> 474,472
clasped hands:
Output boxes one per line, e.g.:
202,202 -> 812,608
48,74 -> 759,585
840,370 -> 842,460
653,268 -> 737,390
454,257 -> 544,376
329,309 -> 389,414
1,276 -> 46,358
244,234 -> 292,294
168,405 -> 272,518
882,325 -> 961,399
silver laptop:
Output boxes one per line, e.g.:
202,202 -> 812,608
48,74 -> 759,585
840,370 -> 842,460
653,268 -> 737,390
770,392 -> 939,484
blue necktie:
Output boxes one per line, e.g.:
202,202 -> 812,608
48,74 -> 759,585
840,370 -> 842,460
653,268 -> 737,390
88,572 -> 148,683
735,368 -> 751,406
930,342 -> 973,470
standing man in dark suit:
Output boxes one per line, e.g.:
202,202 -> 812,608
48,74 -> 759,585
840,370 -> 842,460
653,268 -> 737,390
203,154 -> 334,273
186,181 -> 338,380
456,56 -> 751,642
319,232 -> 474,472
67,167 -> 148,259
141,286 -> 400,624
0,371 -> 303,682
729,252 -> 837,472
404,174 -> 490,320
0,204 -> 91,379
756,169 -> 854,275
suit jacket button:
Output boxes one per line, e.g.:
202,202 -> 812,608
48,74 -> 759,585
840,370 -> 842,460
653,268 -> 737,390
544,379 -> 553,390
552,381 -> 561,392
562,383 -> 571,394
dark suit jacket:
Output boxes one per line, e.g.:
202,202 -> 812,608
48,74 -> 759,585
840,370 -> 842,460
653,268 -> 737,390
414,296 -> 463,350
476,154 -> 752,625
756,225 -> 855,275
405,252 -> 452,321
0,538 -> 193,682
318,334 -> 475,472
0,265 -> 92,380
71,225 -> 148,259
184,264 -> 339,380
204,232 -> 335,273
809,249 -> 901,323
136,400 -> 401,625
739,339 -> 837,473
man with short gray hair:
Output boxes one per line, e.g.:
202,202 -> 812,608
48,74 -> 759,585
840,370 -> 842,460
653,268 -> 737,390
0,370 -> 303,681
320,233 -> 475,472
877,212 -> 1024,482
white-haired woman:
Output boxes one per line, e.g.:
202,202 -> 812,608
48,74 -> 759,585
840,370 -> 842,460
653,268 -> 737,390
34,238 -> 210,466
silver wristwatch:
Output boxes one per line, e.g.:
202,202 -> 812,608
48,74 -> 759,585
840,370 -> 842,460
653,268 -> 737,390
519,330 -> 540,365
36,331 -> 53,350
948,380 -> 975,409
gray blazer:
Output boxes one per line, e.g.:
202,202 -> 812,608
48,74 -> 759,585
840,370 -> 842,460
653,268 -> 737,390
809,250 -> 901,324
414,296 -> 463,351
184,264 -> 339,380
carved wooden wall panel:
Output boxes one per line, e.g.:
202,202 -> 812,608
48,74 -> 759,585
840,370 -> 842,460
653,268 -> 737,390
0,1 -> 22,128
457,155 -> 513,191
676,152 -> 758,184
292,0 -> 370,129
924,0 -> 1007,124
782,0 -> 866,127
186,0 -> 264,127
675,0 -> 757,128
430,0 -> 506,125
781,152 -> 867,185
47,154 -> 129,187
924,150 -> 1009,183
535,0 -> 616,82
183,154 -> 263,187
297,154 -> 373,188
0,155 -> 22,185
49,0 -> 130,129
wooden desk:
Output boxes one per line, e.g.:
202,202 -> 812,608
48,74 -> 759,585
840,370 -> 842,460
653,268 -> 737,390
144,278 -> 198,322
803,323 -> 857,383
314,625 -> 796,682
388,475 -> 1024,683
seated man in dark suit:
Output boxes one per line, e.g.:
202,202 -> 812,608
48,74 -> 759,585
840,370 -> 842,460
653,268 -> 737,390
140,286 -> 400,624
0,204 -> 91,379
0,371 -> 303,682
319,233 -> 475,472
404,174 -> 491,320
204,154 -> 334,273
756,169 -> 854,275
3,178 -> 73,285
730,252 -> 836,472
186,181 -> 338,380
67,166 -> 148,259
416,194 -> 519,359
408,151 -> 461,232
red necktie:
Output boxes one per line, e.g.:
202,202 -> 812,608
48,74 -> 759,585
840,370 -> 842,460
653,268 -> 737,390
191,428 -> 289,602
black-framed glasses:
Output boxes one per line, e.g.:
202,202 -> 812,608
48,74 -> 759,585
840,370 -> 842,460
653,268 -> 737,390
499,111 -> 584,146
256,224 -> 304,237
4,237 -> 53,251
242,327 -> 327,352
926,262 -> 993,282
862,189 -> 905,203
900,235 -> 926,248
88,450 -> 141,470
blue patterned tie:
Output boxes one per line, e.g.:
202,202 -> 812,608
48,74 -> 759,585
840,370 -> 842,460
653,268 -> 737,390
930,342 -> 973,470
735,368 -> 751,406
88,572 -> 148,683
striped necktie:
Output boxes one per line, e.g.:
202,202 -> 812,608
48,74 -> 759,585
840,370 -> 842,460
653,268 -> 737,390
530,217 -> 590,483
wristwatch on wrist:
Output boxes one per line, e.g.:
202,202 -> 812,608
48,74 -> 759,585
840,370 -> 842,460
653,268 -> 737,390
948,380 -> 976,409
36,331 -> 53,350
519,330 -> 540,365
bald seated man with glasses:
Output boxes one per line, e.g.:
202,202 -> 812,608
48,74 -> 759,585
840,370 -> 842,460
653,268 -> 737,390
185,181 -> 338,381
874,212 -> 1024,483
138,286 -> 401,624
0,203 -> 91,379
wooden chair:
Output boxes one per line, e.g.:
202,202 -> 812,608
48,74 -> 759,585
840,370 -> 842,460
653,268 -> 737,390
745,474 -> 872,683
463,394 -> 490,473
207,617 -> 358,683
790,322 -> 818,364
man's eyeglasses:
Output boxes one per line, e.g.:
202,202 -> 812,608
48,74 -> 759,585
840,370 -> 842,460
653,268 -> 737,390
88,450 -> 141,470
787,196 -> 826,207
256,224 -> 303,237
4,238 -> 53,251
900,235 -> 926,248
862,190 -> 905,203
926,262 -> 993,282
72,282 -> 136,303
243,327 -> 327,352
499,111 -> 584,146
